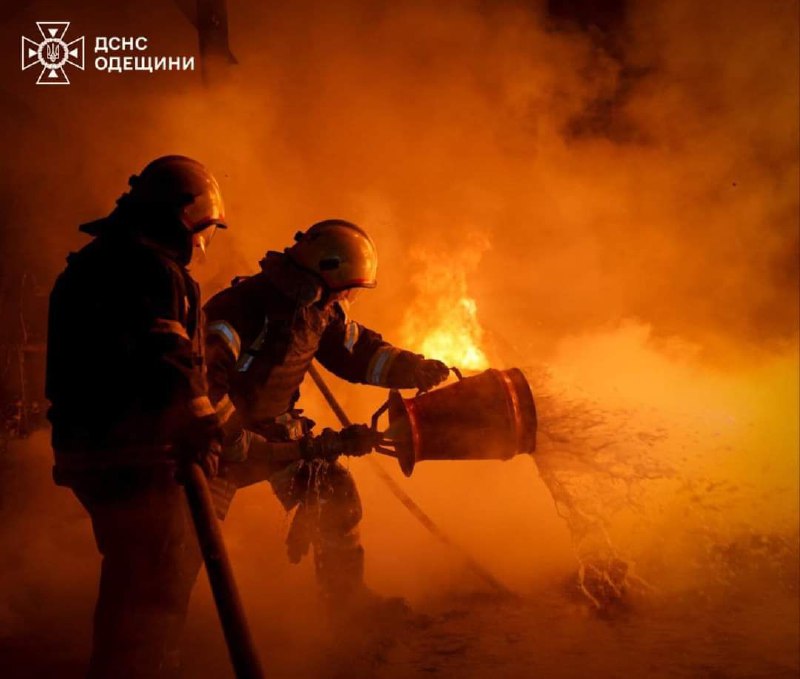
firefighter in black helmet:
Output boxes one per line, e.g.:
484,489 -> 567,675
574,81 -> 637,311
204,219 -> 449,615
46,155 -> 227,678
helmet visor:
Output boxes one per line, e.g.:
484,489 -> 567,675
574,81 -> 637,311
182,177 -> 227,231
192,224 -> 217,255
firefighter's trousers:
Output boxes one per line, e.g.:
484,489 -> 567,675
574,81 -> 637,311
74,471 -> 201,679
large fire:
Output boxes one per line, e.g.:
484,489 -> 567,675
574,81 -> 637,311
400,240 -> 490,371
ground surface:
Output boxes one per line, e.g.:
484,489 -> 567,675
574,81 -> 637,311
4,579 -> 797,678
1,435 -> 798,679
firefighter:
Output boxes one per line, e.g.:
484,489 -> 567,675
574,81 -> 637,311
204,219 -> 449,616
46,155 -> 227,679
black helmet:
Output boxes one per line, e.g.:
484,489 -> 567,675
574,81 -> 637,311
81,155 -> 227,265
127,155 -> 227,233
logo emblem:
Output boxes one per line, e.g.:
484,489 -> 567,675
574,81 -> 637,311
21,22 -> 84,85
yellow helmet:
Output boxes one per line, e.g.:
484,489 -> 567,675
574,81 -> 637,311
128,155 -> 227,233
286,220 -> 377,291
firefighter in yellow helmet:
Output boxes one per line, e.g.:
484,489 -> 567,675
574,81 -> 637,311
203,219 -> 449,615
47,155 -> 227,677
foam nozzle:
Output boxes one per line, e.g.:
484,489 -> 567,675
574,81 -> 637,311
372,368 -> 537,476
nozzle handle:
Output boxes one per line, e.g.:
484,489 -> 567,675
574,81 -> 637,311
370,392 -> 393,433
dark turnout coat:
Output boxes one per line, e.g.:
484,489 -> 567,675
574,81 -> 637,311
204,251 -> 421,448
46,232 -> 218,480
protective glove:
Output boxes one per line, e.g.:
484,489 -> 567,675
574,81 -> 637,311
196,439 -> 221,478
413,359 -> 450,392
177,414 -> 222,479
301,424 -> 380,461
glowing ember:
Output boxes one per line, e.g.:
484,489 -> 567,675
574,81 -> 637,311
401,239 -> 490,371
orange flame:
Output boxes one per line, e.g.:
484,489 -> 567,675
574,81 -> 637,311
401,238 -> 490,371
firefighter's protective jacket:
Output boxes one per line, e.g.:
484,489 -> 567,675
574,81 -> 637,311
46,232 -> 218,475
204,251 -> 423,450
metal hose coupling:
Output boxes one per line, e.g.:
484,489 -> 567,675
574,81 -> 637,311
300,424 -> 382,461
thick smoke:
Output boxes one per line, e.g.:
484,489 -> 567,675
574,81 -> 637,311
1,0 -> 796,354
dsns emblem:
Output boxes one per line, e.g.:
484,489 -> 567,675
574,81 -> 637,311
21,22 -> 85,85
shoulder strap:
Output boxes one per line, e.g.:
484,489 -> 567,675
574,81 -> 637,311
236,312 -> 269,373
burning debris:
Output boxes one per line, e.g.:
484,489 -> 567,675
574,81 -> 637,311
397,247 -> 798,619
398,245 -> 661,612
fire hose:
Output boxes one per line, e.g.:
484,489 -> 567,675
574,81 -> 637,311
182,463 -> 265,679
307,361 -> 518,599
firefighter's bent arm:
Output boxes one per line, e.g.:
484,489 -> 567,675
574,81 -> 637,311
316,309 -> 447,390
140,252 -> 220,455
